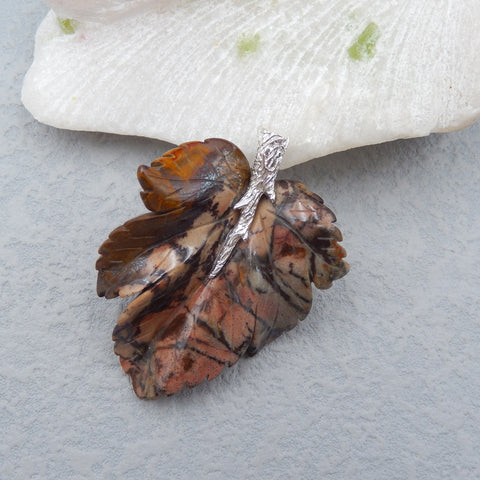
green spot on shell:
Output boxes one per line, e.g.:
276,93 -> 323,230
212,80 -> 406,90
237,33 -> 260,57
348,22 -> 380,61
57,18 -> 78,35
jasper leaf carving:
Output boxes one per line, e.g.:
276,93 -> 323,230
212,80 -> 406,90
96,139 -> 348,398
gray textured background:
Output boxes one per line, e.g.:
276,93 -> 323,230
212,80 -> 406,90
1,2 -> 479,479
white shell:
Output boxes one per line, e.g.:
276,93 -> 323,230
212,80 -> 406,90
23,0 -> 480,167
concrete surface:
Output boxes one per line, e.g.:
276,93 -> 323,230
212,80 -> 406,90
1,2 -> 479,479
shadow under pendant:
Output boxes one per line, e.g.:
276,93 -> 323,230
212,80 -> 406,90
96,132 -> 349,398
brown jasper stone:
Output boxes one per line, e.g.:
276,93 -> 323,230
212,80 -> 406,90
96,139 -> 348,398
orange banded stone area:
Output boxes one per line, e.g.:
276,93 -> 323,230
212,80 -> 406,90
96,139 -> 349,398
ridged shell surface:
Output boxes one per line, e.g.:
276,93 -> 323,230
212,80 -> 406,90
23,0 -> 480,167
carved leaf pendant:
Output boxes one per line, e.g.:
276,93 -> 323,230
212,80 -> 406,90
96,139 -> 349,398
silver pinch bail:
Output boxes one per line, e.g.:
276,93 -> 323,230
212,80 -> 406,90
209,130 -> 289,278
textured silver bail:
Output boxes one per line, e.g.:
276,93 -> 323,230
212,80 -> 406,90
209,130 -> 289,278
